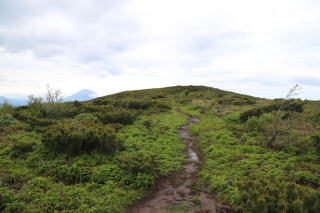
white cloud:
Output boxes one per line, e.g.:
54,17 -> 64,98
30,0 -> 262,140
0,0 -> 319,99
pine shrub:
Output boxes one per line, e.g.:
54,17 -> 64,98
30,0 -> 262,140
237,176 -> 320,213
42,121 -> 122,155
95,109 -> 137,125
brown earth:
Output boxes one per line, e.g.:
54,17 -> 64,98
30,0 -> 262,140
126,115 -> 231,213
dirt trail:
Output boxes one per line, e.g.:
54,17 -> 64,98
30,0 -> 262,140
127,116 -> 220,213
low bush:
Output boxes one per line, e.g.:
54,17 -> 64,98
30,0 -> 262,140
311,111 -> 320,124
13,108 -> 57,128
6,132 -> 40,157
231,98 -> 256,106
121,100 -> 154,110
95,109 -> 137,125
0,113 -> 16,130
237,176 -> 320,213
0,189 -> 26,213
116,151 -> 157,174
131,172 -> 155,189
42,121 -> 122,155
189,124 -> 201,136
240,99 -> 304,122
240,108 -> 264,123
293,170 -> 320,187
54,163 -> 91,184
0,101 -> 15,114
11,140 -> 36,158
74,113 -> 99,123
151,94 -> 165,99
311,132 -> 320,154
224,112 -> 240,123
246,117 -> 259,131
91,164 -> 125,184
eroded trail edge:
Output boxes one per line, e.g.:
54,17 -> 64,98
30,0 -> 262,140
127,116 -> 218,213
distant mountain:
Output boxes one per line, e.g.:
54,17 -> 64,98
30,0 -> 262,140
65,89 -> 98,102
0,89 -> 97,106
0,96 -> 6,103
0,96 -> 28,106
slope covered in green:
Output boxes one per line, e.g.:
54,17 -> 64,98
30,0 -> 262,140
0,85 -> 319,212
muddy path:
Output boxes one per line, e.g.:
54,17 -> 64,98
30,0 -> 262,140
127,115 -> 224,213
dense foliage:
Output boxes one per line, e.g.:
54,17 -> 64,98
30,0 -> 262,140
182,94 -> 320,213
42,121 -> 121,155
239,99 -> 304,122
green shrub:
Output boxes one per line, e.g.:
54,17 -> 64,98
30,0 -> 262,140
92,99 -> 113,105
311,132 -> 320,154
55,162 -> 91,184
11,140 -> 36,158
192,105 -> 202,111
95,109 -> 137,125
122,100 -> 153,110
218,97 -> 232,105
29,117 -> 57,128
224,112 -> 240,123
237,176 -> 320,213
0,190 -> 11,212
245,113 -> 273,140
281,99 -> 304,112
0,101 -> 15,114
14,107 -> 57,128
246,117 -> 259,131
240,108 -> 263,123
310,111 -> 320,124
29,177 -> 52,189
0,113 -> 16,130
7,202 -> 26,213
231,98 -> 256,106
34,160 -> 91,184
6,132 -> 40,157
153,101 -> 171,111
74,113 -> 99,123
143,119 -> 152,129
294,171 -> 320,187
208,175 -> 229,192
72,100 -> 82,107
132,172 -> 155,189
42,121 -> 122,155
116,151 -> 157,174
240,100 -> 304,122
189,124 -> 201,136
91,164 -> 125,184
151,94 -> 165,99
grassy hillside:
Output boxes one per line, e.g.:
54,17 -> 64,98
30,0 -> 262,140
0,86 -> 319,212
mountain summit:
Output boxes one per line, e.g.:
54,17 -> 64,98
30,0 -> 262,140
65,89 -> 98,101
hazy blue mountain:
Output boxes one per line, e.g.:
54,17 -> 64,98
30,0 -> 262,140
0,96 -> 28,106
0,96 -> 5,103
0,89 -> 97,106
65,89 -> 98,101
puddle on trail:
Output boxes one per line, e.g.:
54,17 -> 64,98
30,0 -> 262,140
126,116 -> 220,213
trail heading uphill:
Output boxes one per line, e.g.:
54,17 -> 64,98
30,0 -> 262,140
127,115 -> 220,213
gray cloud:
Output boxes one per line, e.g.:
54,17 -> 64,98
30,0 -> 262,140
0,0 -> 319,100
0,76 -> 5,82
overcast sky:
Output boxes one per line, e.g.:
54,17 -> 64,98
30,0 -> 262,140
0,0 -> 319,99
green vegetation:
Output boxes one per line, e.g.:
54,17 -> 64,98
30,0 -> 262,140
1,85 -> 319,212
180,89 -> 320,213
